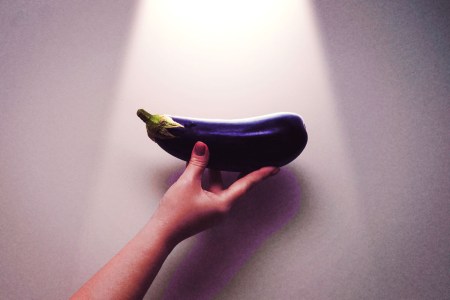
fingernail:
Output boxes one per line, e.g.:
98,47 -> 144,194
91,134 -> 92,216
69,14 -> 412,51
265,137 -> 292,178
270,168 -> 280,176
194,143 -> 206,156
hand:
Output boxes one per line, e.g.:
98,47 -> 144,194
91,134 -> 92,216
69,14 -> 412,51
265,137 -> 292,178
151,141 -> 279,245
70,141 -> 279,299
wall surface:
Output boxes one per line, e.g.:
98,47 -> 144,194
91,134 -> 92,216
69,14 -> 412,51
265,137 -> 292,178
1,1 -> 449,299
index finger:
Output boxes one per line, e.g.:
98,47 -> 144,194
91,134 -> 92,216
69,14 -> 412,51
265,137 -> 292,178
208,169 -> 224,193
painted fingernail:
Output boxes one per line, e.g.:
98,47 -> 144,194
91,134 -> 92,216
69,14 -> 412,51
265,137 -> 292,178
194,143 -> 206,156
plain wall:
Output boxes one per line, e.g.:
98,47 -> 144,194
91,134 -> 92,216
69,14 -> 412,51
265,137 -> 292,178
1,1 -> 449,299
0,1 -> 138,299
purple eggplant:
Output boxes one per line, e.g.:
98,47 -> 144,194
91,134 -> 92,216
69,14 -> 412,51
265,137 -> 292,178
137,109 -> 307,172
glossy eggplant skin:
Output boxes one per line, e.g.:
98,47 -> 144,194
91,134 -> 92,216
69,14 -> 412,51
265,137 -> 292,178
153,112 -> 307,172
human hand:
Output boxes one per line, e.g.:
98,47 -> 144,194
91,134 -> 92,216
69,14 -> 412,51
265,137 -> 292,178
70,141 -> 279,299
151,141 -> 279,245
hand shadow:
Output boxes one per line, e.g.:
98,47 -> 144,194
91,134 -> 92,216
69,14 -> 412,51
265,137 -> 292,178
161,167 -> 302,300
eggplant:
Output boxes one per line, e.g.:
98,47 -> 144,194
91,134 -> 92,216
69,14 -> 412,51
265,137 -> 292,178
137,109 -> 307,172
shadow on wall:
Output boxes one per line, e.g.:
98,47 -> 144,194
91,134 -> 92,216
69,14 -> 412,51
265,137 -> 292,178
159,167 -> 304,299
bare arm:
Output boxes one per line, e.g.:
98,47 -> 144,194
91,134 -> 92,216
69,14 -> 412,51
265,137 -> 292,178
71,141 -> 278,299
70,218 -> 175,299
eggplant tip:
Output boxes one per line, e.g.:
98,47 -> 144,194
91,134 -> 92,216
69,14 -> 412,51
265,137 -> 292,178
137,109 -> 152,123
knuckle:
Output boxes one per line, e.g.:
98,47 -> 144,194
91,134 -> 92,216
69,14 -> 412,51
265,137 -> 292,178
189,157 -> 207,168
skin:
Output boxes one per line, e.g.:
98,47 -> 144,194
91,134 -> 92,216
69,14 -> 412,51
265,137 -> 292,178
71,141 -> 279,299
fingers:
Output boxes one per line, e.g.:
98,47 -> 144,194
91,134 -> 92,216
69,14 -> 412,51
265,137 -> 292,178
184,141 -> 209,182
221,166 -> 279,204
208,169 -> 223,193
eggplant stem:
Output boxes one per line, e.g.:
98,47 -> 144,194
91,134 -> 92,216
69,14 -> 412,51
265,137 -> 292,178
137,109 -> 152,123
137,108 -> 183,141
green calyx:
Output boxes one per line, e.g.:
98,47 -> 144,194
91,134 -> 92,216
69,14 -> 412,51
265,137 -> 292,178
137,109 -> 184,141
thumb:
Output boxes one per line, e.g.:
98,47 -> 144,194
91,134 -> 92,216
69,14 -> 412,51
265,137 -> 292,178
184,141 -> 209,181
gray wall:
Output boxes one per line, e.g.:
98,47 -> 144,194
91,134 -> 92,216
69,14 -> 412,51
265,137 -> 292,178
0,1 -> 137,299
312,1 -> 450,299
1,1 -> 449,299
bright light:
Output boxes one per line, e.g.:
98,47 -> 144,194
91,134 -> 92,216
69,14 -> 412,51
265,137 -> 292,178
116,0 -> 323,116
153,0 -> 287,43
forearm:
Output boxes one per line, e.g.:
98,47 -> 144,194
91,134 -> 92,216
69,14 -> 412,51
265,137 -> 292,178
71,218 -> 176,300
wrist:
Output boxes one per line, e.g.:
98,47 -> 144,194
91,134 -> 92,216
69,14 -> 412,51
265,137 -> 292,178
142,215 -> 180,251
